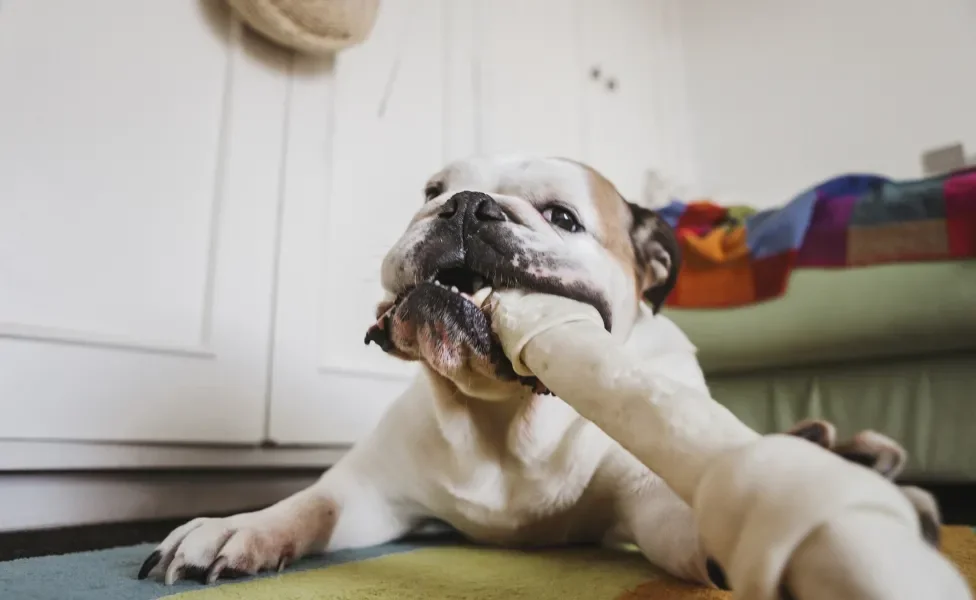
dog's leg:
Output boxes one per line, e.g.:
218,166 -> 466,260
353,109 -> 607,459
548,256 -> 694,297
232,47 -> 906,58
621,421 -> 943,592
616,479 -> 714,586
699,420 -> 944,593
137,447 -> 418,585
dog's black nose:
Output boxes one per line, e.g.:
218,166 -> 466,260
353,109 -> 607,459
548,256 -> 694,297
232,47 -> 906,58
438,191 -> 507,223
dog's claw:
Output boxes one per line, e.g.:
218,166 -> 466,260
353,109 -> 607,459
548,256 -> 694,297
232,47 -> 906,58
205,556 -> 228,584
164,558 -> 184,586
787,419 -> 835,448
276,555 -> 290,573
920,512 -> 941,547
705,557 -> 731,590
137,550 -> 162,580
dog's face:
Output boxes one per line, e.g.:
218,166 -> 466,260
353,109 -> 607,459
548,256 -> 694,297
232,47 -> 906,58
366,156 -> 680,399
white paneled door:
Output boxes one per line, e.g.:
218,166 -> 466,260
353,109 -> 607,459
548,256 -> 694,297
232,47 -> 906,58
474,0 -> 586,158
0,1 -> 290,443
580,0 -> 696,200
473,0 -> 692,200
267,0 -> 451,445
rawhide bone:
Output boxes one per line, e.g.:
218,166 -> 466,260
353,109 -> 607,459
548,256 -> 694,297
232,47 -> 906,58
484,290 -> 970,600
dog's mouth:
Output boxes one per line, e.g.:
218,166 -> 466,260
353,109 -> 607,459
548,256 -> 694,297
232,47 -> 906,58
430,267 -> 492,296
363,267 -> 551,394
363,254 -> 606,396
366,256 -> 612,345
365,266 -> 496,350
425,267 -> 495,306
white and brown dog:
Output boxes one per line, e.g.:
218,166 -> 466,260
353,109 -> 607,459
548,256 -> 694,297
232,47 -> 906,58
139,156 -> 941,589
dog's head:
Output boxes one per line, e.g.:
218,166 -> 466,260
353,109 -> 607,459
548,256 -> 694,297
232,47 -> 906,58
367,156 -> 680,399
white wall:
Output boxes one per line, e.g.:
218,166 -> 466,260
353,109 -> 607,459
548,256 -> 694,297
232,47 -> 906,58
676,0 -> 976,208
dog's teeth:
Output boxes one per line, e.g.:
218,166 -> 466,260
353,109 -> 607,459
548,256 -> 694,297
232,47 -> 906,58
470,286 -> 493,308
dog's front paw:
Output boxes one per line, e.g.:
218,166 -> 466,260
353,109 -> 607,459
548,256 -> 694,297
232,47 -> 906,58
138,514 -> 298,585
704,420 -> 944,593
786,419 -> 941,546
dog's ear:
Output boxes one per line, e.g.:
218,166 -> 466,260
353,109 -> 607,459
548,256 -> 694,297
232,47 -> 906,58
627,201 -> 681,313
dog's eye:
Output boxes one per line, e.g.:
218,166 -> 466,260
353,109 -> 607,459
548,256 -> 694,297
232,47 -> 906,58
424,182 -> 444,201
542,206 -> 583,233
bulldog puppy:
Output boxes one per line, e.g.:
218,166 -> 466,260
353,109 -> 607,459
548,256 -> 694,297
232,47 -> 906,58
140,156 -> 941,588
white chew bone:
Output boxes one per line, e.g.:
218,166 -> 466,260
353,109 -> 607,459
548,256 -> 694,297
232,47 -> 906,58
486,290 -> 970,600
470,286 -> 494,309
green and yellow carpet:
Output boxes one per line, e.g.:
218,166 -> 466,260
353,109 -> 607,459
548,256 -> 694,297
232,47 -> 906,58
3,527 -> 975,599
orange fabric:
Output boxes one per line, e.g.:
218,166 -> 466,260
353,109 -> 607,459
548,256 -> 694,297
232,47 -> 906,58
682,226 -> 750,264
671,227 -> 755,308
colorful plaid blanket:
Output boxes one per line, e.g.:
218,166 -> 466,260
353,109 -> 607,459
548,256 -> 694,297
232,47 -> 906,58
659,167 -> 976,309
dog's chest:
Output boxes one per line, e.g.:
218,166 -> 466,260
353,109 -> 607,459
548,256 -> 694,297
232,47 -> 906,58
422,399 -> 617,545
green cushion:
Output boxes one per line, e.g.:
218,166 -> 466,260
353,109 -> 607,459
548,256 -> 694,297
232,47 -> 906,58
664,261 -> 976,374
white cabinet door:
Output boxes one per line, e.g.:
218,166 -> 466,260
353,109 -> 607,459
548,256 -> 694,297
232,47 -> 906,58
474,0 -> 585,158
580,0 -> 697,201
474,0 -> 686,201
0,2 -> 289,443
268,0 -> 454,445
